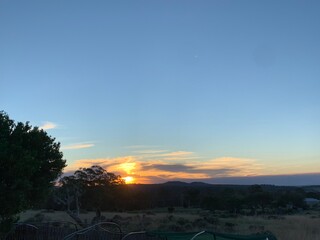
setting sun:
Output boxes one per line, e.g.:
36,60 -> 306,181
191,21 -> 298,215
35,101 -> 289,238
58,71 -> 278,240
123,176 -> 134,184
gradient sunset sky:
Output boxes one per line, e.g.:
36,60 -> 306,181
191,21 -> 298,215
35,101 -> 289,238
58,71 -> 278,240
1,0 -> 319,185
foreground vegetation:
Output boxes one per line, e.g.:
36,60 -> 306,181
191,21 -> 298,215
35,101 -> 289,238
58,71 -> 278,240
0,111 -> 66,234
18,208 -> 320,240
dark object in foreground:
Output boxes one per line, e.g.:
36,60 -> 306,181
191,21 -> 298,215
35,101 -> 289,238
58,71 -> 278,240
4,221 -> 277,240
0,111 -> 66,233
149,231 -> 277,240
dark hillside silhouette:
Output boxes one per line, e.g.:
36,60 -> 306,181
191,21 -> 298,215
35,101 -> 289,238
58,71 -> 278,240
46,171 -> 309,215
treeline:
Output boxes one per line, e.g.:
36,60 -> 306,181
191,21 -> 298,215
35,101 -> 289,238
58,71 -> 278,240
42,166 -> 318,215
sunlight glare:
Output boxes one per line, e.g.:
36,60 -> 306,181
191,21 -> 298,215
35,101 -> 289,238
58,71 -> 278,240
119,162 -> 136,174
123,176 -> 134,184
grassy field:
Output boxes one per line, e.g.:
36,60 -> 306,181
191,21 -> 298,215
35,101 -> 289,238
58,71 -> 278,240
18,208 -> 320,240
18,209 -> 76,224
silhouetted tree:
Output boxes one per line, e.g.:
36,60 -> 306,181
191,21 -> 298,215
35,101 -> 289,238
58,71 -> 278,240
74,165 -> 124,187
56,165 -> 125,213
246,185 -> 273,214
184,189 -> 200,207
0,111 -> 66,234
276,189 -> 306,209
55,175 -> 83,215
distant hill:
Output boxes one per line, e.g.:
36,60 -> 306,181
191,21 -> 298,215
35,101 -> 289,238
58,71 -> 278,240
162,181 -> 189,186
129,181 -> 301,193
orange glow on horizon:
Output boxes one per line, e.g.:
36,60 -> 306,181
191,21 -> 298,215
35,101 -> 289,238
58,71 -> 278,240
64,155 -> 320,185
123,176 -> 135,184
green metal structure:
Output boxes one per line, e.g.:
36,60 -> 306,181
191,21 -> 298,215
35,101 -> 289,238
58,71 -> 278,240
147,231 -> 277,240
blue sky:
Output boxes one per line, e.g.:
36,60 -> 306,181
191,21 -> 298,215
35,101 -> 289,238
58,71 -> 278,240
1,0 -> 319,184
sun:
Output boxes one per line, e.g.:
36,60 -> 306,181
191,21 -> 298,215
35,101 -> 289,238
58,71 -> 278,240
123,176 -> 135,184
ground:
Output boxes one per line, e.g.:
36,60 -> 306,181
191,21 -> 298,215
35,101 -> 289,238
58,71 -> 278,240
18,208 -> 320,240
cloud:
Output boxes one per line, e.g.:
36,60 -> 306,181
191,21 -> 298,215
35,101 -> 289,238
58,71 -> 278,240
125,145 -> 159,149
137,157 -> 262,180
201,173 -> 320,186
64,154 -> 265,184
134,150 -> 193,157
39,122 -> 57,130
131,149 -> 197,162
162,151 -> 194,157
64,156 -> 136,174
61,143 -> 95,150
142,164 -> 196,172
161,151 -> 197,161
133,150 -> 168,154
196,157 -> 264,177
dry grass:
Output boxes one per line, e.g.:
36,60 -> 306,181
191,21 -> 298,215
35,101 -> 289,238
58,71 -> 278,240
18,210 -> 76,224
201,213 -> 320,240
18,209 -> 320,240
267,215 -> 320,240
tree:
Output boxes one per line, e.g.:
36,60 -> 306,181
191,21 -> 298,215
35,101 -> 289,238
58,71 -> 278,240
0,111 -> 66,233
56,165 -> 124,213
246,185 -> 273,214
183,188 -> 200,208
54,176 -> 83,215
74,165 -> 124,187
276,189 -> 306,209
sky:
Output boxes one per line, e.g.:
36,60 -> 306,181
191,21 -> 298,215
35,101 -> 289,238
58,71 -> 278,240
1,0 -> 319,185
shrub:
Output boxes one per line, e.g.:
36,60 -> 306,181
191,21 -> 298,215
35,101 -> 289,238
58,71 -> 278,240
192,218 -> 207,228
168,207 -> 175,213
204,216 -> 219,225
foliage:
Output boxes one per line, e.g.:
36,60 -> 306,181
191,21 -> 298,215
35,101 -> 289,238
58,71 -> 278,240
55,165 -> 125,213
0,111 -> 66,233
49,181 -> 308,214
74,165 -> 124,187
246,185 -> 273,212
275,189 -> 306,209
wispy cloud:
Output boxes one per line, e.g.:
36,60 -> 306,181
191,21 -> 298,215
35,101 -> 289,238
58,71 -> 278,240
133,150 -> 168,154
39,122 -> 57,130
131,148 -> 197,162
125,145 -> 159,149
61,143 -> 95,150
141,164 -> 196,172
162,151 -> 194,157
161,151 -> 197,161
64,156 -> 136,173
64,155 -> 265,184
196,157 -> 264,177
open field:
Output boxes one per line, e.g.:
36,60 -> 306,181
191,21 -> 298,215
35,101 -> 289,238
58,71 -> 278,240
18,208 -> 320,240
18,210 -> 76,224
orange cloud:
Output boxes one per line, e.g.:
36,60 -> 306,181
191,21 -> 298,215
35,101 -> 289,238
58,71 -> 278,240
64,156 -> 136,174
64,154 -> 264,184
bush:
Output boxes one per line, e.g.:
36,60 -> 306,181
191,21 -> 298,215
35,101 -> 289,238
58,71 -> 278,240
0,216 -> 18,236
168,207 -> 175,213
204,216 -> 219,225
176,217 -> 190,226
192,218 -> 207,228
224,222 -> 236,232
